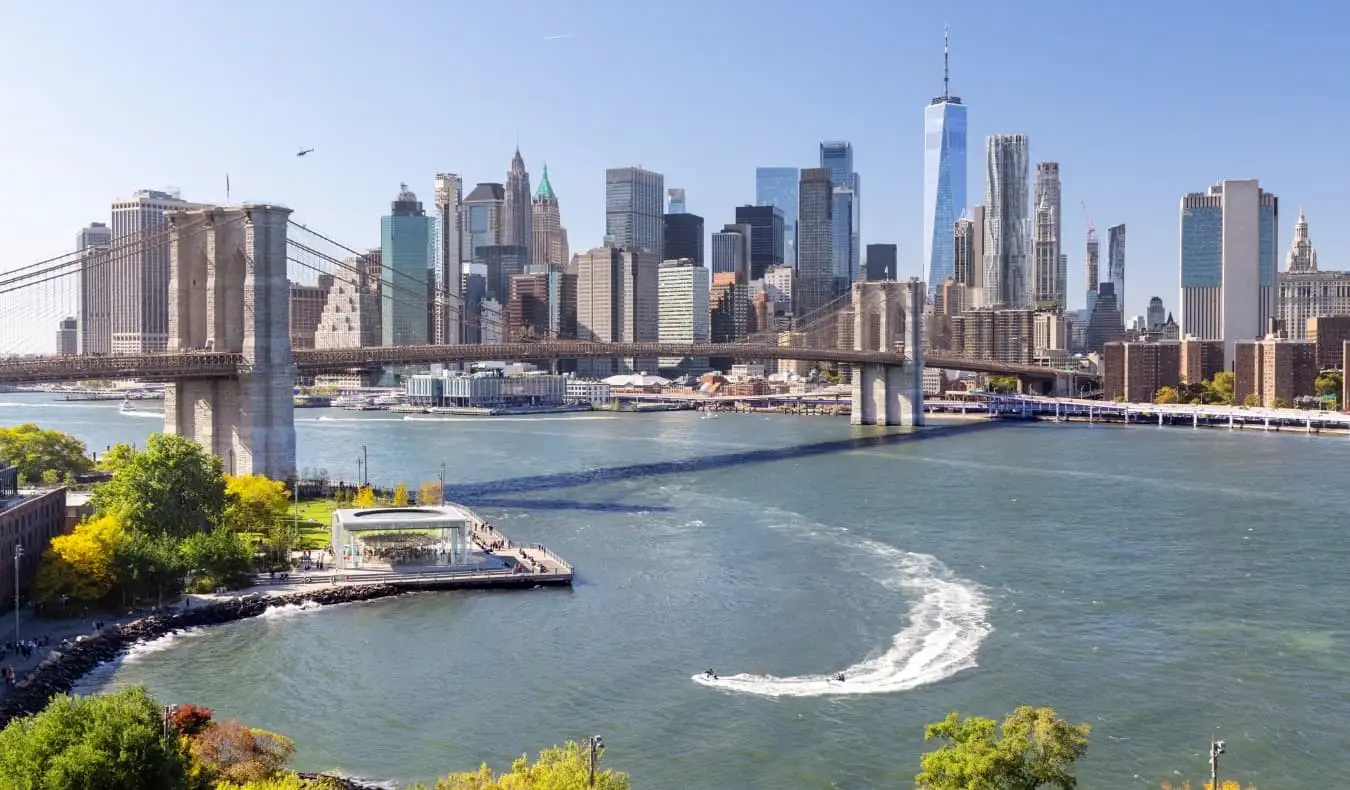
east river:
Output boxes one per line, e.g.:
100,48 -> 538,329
3,392 -> 1347,788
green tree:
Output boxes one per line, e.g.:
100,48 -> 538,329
432,741 -> 630,790
0,685 -> 188,789
223,475 -> 290,534
1315,370 -> 1342,396
94,433 -> 226,539
916,706 -> 1090,790
393,483 -> 410,507
988,376 -> 1019,395
0,423 -> 93,484
1209,372 -> 1236,405
180,528 -> 254,592
1242,393 -> 1260,407
34,514 -> 125,604
1271,396 -> 1292,409
1154,386 -> 1180,404
98,442 -> 139,474
113,532 -> 185,606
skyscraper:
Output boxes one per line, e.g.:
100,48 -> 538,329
1107,224 -> 1126,319
923,28 -> 968,300
109,189 -> 198,353
434,173 -> 464,345
864,244 -> 897,281
1085,230 -> 1100,314
982,134 -> 1030,309
1031,162 -> 1064,311
605,167 -> 665,260
755,167 -> 799,269
77,221 -> 112,355
796,168 -> 834,318
502,150 -> 533,266
711,224 -> 752,284
663,213 -> 704,266
820,141 -> 860,287
531,165 -> 570,270
56,317 -> 77,357
1179,179 -> 1279,363
380,184 -> 433,346
667,188 -> 686,214
954,207 -> 985,298
460,183 -> 504,264
1147,297 -> 1166,331
733,205 -> 785,281
657,258 -> 710,373
574,243 -> 659,376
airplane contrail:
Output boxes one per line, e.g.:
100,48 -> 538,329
542,34 -> 572,40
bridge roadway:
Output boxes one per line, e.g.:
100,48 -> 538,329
0,342 -> 1066,384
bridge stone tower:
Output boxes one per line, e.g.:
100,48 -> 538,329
850,279 -> 925,426
164,205 -> 297,479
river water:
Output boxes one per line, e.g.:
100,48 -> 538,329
3,393 -> 1346,788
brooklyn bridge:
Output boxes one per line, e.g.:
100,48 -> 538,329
0,203 -> 1092,477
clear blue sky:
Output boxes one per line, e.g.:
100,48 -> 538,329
0,0 -> 1344,348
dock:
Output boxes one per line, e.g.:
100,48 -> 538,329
251,504 -> 574,593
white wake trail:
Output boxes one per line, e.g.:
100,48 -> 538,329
692,539 -> 991,698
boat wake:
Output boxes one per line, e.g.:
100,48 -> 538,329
692,538 -> 991,698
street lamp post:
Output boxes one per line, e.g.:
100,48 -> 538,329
585,734 -> 605,787
361,444 -> 368,486
13,543 -> 23,644
1210,739 -> 1225,790
439,462 -> 446,504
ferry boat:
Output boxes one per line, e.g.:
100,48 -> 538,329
119,399 -> 136,414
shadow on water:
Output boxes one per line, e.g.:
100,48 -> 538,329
444,420 -> 1010,502
459,497 -> 671,514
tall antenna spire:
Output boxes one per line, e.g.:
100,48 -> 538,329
943,25 -> 950,100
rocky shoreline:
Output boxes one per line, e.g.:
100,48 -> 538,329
0,584 -> 403,728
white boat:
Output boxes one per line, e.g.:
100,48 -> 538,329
119,399 -> 135,414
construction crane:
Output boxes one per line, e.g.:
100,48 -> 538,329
1081,200 -> 1096,241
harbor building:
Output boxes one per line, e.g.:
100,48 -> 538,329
404,370 -> 568,411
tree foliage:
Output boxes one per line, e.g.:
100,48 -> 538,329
0,423 -> 93,484
0,685 -> 188,789
1210,372 -> 1235,405
1154,386 -> 1180,404
94,434 -> 226,539
113,532 -> 186,605
916,706 -> 1091,790
393,483 -> 410,507
987,376 -> 1019,395
432,742 -> 630,790
188,720 -> 295,786
1161,782 -> 1256,790
35,514 -> 125,603
351,486 -> 376,508
1242,393 -> 1260,407
1314,371 -> 1342,399
98,442 -> 139,474
180,529 -> 254,592
169,704 -> 215,737
419,481 -> 443,506
224,475 -> 290,534
1270,396 -> 1291,409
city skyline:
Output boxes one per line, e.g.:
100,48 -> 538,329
0,2 -> 1344,353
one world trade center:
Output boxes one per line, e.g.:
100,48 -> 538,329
922,28 -> 967,301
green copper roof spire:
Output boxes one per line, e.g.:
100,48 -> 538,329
535,163 -> 556,200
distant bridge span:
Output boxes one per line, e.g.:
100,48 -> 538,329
0,343 -> 1069,385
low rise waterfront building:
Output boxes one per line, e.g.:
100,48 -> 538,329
1234,336 -> 1317,407
1102,340 -> 1181,403
0,470 -> 69,605
566,380 -> 612,405
405,370 -> 567,409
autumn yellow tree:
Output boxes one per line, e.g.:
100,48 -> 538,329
1162,781 -> 1256,790
433,742 -> 630,790
351,486 -> 377,508
1154,386 -> 1181,404
189,720 -> 295,785
223,475 -> 290,533
418,481 -> 443,506
393,483 -> 410,506
35,514 -> 125,603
